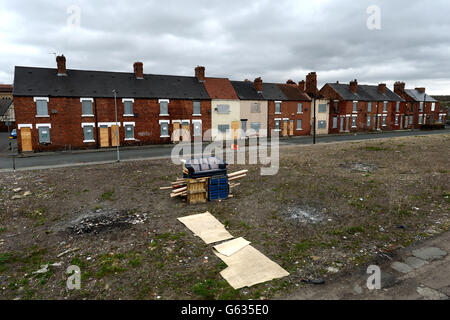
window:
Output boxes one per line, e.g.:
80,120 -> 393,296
318,104 -> 326,113
123,100 -> 133,115
405,116 -> 409,126
396,102 -> 400,112
353,101 -> 357,112
368,102 -> 372,113
431,103 -> 435,111
193,101 -> 201,115
160,121 -> 169,137
81,99 -> 93,115
193,121 -> 202,136
382,115 -> 387,126
418,115 -> 423,124
332,116 -> 338,128
216,104 -> 230,114
395,115 -> 399,125
250,122 -> 260,132
409,115 -> 413,125
438,114 -> 443,123
35,98 -> 48,116
125,125 -> 134,140
83,125 -> 94,142
38,126 -> 50,143
251,103 -> 261,113
383,101 -> 388,112
297,119 -> 302,130
297,103 -> 303,114
241,120 -> 247,134
351,116 -> 356,128
218,124 -> 229,133
159,100 -> 169,115
419,102 -> 423,112
318,120 -> 326,129
275,102 -> 281,113
367,116 -> 371,127
275,120 -> 281,130
333,101 -> 338,112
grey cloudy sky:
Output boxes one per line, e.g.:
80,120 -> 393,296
1,0 -> 450,93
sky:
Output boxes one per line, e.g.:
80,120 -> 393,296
1,0 -> 450,94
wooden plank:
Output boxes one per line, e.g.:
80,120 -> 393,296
21,127 -> 32,152
111,125 -> 120,147
228,170 -> 248,177
100,127 -> 109,147
228,174 -> 247,181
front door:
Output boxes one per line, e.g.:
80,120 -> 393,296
182,122 -> 190,142
21,127 -> 32,152
172,122 -> 180,142
289,120 -> 294,135
111,125 -> 120,147
282,120 -> 288,136
99,127 -> 109,147
231,121 -> 240,139
241,120 -> 247,138
340,117 -> 344,132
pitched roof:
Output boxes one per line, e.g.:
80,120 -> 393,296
230,81 -> 265,100
404,89 -> 437,102
261,83 -> 287,100
326,83 -> 404,102
0,98 -> 13,116
13,66 -> 210,99
431,95 -> 450,101
277,83 -> 311,101
202,77 -> 238,100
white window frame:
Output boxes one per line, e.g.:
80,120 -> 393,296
122,98 -> 134,116
431,103 -> 435,111
383,101 -> 388,113
352,101 -> 358,113
159,120 -> 170,137
124,121 -> 136,140
297,103 -> 303,114
37,124 -> 51,143
159,99 -> 170,116
34,97 -> 50,117
351,116 -> 357,128
80,98 -> 94,117
192,101 -> 201,116
382,115 -> 387,126
274,118 -> 281,131
81,123 -> 95,143
192,119 -> 202,136
396,102 -> 400,113
275,101 -> 281,114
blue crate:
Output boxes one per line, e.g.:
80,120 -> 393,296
208,175 -> 229,201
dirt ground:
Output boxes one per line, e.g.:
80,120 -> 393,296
0,133 -> 449,300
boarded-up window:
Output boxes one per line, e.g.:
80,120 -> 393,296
125,125 -> 134,139
160,101 -> 169,115
318,104 -> 327,113
124,101 -> 133,115
38,127 -> 50,143
36,100 -> 48,116
82,100 -> 93,115
318,120 -> 327,129
193,101 -> 201,115
83,125 -> 94,141
251,103 -> 261,113
216,104 -> 230,114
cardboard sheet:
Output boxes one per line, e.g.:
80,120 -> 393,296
177,211 -> 234,244
214,245 -> 290,289
213,237 -> 251,257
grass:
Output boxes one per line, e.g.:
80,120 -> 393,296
99,190 -> 115,201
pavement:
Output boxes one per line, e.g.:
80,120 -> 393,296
0,128 -> 449,171
284,231 -> 450,300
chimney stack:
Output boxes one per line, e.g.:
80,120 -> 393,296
378,83 -> 386,94
286,79 -> 295,85
133,62 -> 144,79
195,66 -> 205,82
349,79 -> 358,93
394,81 -> 405,94
254,77 -> 263,93
415,87 -> 425,94
298,80 -> 305,92
56,55 -> 67,76
305,72 -> 317,96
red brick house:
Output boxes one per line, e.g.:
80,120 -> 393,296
320,80 -> 405,133
393,82 -> 444,128
13,56 -> 211,152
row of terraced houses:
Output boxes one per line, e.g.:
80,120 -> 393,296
13,56 -> 446,152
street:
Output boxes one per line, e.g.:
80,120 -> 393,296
0,128 -> 449,171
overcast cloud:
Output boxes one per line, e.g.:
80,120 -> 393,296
1,0 -> 450,93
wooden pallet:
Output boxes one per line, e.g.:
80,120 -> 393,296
186,177 -> 208,204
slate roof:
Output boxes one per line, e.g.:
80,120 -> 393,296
13,66 -> 210,99
203,77 -> 238,100
0,98 -> 13,116
276,83 -> 311,101
230,81 -> 265,100
326,83 -> 404,102
261,83 -> 287,100
404,89 -> 437,102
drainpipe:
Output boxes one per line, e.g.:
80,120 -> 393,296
375,102 -> 380,131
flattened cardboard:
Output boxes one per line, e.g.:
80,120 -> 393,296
213,237 -> 251,257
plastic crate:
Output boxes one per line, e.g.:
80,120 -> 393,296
208,175 -> 229,201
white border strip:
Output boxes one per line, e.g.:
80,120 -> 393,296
80,97 -> 94,102
192,119 -> 202,123
33,97 -> 49,102
123,121 -> 135,126
81,122 -> 95,127
122,98 -> 134,102
18,124 -> 33,129
159,120 -> 170,124
36,123 -> 51,128
158,99 -> 170,103
98,122 -> 121,127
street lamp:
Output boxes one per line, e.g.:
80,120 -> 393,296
112,89 -> 120,162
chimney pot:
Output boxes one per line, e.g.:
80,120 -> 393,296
378,83 -> 386,94
56,55 -> 66,76
133,62 -> 144,79
305,72 -> 318,96
349,79 -> 358,93
394,81 -> 405,94
254,77 -> 263,93
415,87 -> 426,94
195,66 -> 205,82
286,79 -> 295,84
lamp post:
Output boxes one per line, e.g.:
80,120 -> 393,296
112,89 -> 120,162
312,95 -> 316,145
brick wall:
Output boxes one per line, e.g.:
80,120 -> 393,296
267,100 -> 311,136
